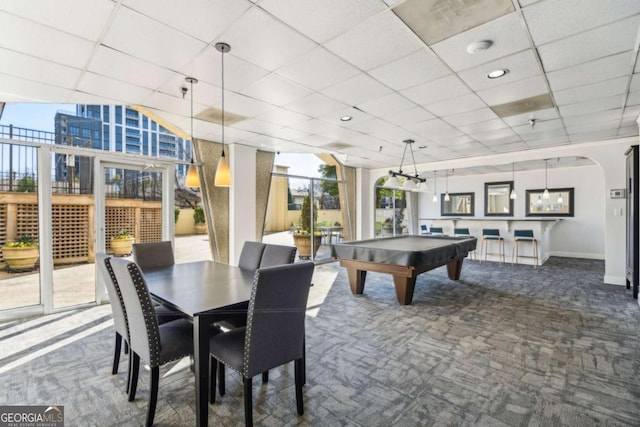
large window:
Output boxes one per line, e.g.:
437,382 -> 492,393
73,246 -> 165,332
375,176 -> 407,237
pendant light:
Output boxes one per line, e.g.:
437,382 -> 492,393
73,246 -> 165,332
543,159 -> 550,199
383,139 -> 427,189
509,162 -> 517,200
432,171 -> 438,203
444,169 -> 450,202
214,42 -> 231,187
184,77 -> 200,189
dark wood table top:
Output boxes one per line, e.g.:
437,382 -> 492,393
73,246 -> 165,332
144,261 -> 255,316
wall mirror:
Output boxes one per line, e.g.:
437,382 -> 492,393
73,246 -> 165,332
484,181 -> 514,216
441,192 -> 474,216
525,188 -> 574,217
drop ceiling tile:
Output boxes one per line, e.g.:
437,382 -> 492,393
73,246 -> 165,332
254,107 -> 311,127
184,47 -> 270,93
294,134 -> 334,147
623,105 -> 640,120
431,13 -> 530,72
89,46 -> 175,90
426,93 -> 487,117
67,91 -> 124,106
123,0 -> 250,43
627,91 -> 640,106
321,74 -> 393,105
524,0 -> 640,45
384,107 -> 436,126
268,127 -> 309,141
490,141 -> 530,153
230,118 -> 282,134
223,126 -> 259,143
524,136 -> 569,147
103,7 -> 206,71
346,118 -> 407,143
3,0 -> 114,40
407,119 -> 464,139
225,92 -> 276,117
325,11 -> 423,71
401,75 -> 471,106
559,95 -> 624,117
289,118 -> 339,134
619,126 -> 639,137
458,49 -> 542,92
565,118 -> 621,133
241,74 -> 312,106
275,47 -> 360,91
450,144 -> 494,157
77,72 -> 154,104
157,77 -> 220,109
480,76 -> 549,108
144,91 -> 193,117
563,109 -> 623,127
472,127 -> 517,142
0,12 -> 95,69
319,106 -> 375,125
0,48 -> 81,89
519,129 -> 568,142
538,15 -> 640,72
216,7 -> 316,71
502,107 -> 559,126
546,51 -> 632,92
553,77 -> 628,106
259,0 -> 385,43
368,50 -> 452,91
458,118 -> 508,134
519,0 -> 542,7
357,93 -> 417,117
0,73 -> 73,103
285,93 -> 348,117
631,74 -> 640,92
443,108 -> 499,127
513,118 -> 564,136
569,128 -> 618,142
316,126 -> 365,142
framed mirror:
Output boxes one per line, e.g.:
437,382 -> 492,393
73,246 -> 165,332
484,181 -> 514,216
441,192 -> 474,216
526,188 -> 574,217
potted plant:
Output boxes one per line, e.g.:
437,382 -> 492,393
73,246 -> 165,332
110,229 -> 135,256
293,194 -> 322,259
2,234 -> 39,272
193,206 -> 206,234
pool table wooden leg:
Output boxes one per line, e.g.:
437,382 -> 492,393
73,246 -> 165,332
346,268 -> 367,294
446,259 -> 464,280
392,275 -> 416,305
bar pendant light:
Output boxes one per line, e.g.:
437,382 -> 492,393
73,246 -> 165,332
432,171 -> 438,203
510,162 -> 517,200
214,42 -> 231,187
543,159 -> 550,199
184,77 -> 200,189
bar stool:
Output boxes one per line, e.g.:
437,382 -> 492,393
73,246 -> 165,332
420,225 -> 428,235
454,227 -> 476,260
512,229 -> 538,268
430,227 -> 444,236
480,229 -> 505,263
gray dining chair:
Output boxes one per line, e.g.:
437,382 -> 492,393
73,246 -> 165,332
96,253 -> 130,386
209,262 -> 315,427
132,241 -> 175,271
259,243 -> 297,269
238,241 -> 266,271
109,257 -> 196,427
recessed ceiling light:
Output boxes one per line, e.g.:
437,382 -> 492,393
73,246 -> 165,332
487,69 -> 509,79
466,40 -> 492,54
340,116 -> 352,122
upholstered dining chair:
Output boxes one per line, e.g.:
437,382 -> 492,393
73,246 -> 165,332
209,262 -> 315,427
109,257 -> 196,427
238,241 -> 267,271
96,253 -> 130,387
132,241 -> 175,272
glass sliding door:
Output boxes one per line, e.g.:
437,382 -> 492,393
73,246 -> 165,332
375,176 -> 407,237
0,142 -> 41,313
51,151 -> 96,309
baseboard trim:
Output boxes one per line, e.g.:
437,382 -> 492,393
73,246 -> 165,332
548,251 -> 604,260
604,275 -> 626,286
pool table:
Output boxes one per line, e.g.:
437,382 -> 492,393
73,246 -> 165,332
331,235 -> 477,305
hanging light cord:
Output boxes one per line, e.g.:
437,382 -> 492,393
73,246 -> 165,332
221,46 -> 226,157
189,79 -> 194,161
408,141 -> 418,178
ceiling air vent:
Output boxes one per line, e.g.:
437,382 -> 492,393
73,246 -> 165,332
195,107 -> 245,126
490,94 -> 555,118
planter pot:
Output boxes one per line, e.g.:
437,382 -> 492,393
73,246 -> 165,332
2,246 -> 39,272
293,234 -> 322,260
381,226 -> 395,236
110,237 -> 135,256
194,223 -> 207,234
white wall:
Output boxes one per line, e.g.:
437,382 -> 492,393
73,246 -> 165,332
360,136 -> 637,286
229,144 -> 257,266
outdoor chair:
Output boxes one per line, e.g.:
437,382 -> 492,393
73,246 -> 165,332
209,262 -> 315,427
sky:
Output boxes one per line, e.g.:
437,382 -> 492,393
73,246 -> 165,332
1,103 -> 325,177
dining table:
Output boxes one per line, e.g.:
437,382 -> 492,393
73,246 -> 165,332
143,260 -> 255,427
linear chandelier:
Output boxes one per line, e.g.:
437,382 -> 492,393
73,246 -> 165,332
383,139 -> 428,191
